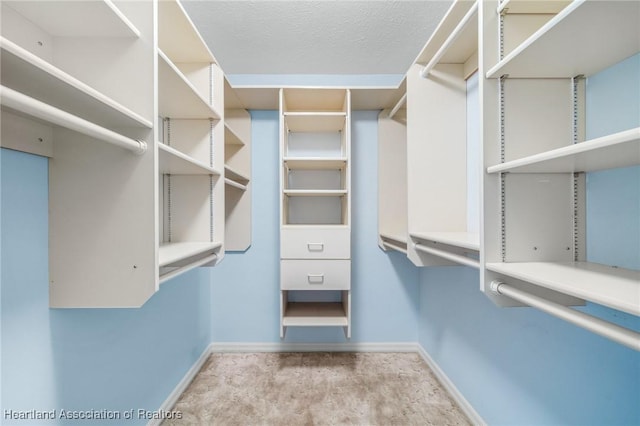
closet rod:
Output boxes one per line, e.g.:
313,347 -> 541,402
420,1 -> 478,79
159,253 -> 218,284
491,281 -> 640,351
414,242 -> 479,268
382,240 -> 408,254
0,86 -> 147,155
388,93 -> 407,119
225,178 -> 247,191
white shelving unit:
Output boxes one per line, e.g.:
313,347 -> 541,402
0,0 -> 238,307
279,88 -> 351,338
406,0 -> 480,268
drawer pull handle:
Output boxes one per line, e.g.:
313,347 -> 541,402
307,274 -> 324,284
307,242 -> 324,252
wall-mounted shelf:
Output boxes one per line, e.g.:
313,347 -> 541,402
224,122 -> 245,146
158,143 -> 220,175
487,1 -> 640,78
379,233 -> 408,254
283,113 -> 346,132
159,241 -> 222,268
157,0 -> 215,64
224,164 -> 249,185
497,0 -> 571,15
411,232 -> 479,251
284,190 -> 347,197
487,127 -> 640,174
283,157 -> 347,169
487,262 -> 640,316
282,302 -> 349,327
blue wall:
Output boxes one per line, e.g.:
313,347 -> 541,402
0,149 -> 212,425
209,110 -> 419,343
418,54 -> 640,425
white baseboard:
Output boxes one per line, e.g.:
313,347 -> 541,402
150,342 -> 484,426
417,344 -> 486,426
147,343 -> 214,426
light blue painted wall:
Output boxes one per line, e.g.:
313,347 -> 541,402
418,54 -> 640,425
210,110 -> 419,343
0,149 -> 212,425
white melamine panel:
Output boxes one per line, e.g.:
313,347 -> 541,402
164,119 -> 212,166
225,123 -> 245,146
286,196 -> 344,225
281,226 -> 350,259
411,232 -> 479,251
158,0 -> 215,64
284,113 -> 346,132
498,0 -> 571,15
284,158 -> 347,170
158,51 -> 220,119
166,175 -> 214,243
5,0 -> 139,38
488,127 -> 640,173
225,180 -> 251,250
487,1 -> 640,78
504,79 -> 572,161
502,14 -> 555,58
174,62 -> 212,106
225,165 -> 249,185
282,302 -> 349,327
158,143 -> 219,175
159,241 -> 222,267
286,132 -> 344,158
284,190 -> 347,197
281,260 -> 350,290
287,169 -> 343,190
487,262 -> 640,316
49,128 -> 156,308
504,174 -> 574,262
283,89 -> 347,112
0,110 -> 53,158
0,38 -> 152,130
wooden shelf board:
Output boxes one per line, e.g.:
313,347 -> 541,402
158,0 -> 215,63
498,0 -> 572,15
159,241 -> 222,267
283,302 -> 348,327
284,190 -> 347,197
487,127 -> 640,173
158,143 -> 220,175
284,113 -> 346,133
224,122 -> 246,146
4,0 -> 140,37
487,1 -> 640,78
225,164 -> 250,184
0,37 -> 152,129
283,157 -> 347,170
158,50 -> 220,119
411,232 -> 479,251
487,261 -> 640,316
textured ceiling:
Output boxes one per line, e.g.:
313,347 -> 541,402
182,1 -> 453,76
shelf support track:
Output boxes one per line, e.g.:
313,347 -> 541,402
491,281 -> 640,351
0,86 -> 147,155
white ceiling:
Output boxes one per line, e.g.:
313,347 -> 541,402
182,1 -> 453,76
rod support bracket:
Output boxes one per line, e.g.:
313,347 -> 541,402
490,280 -> 504,294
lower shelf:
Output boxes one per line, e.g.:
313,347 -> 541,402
282,302 -> 348,327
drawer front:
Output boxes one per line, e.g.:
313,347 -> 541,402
281,227 -> 350,259
281,260 -> 350,290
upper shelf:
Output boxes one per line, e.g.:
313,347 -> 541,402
282,88 -> 347,112
284,113 -> 346,132
4,0 -> 139,38
159,241 -> 222,268
283,157 -> 347,170
224,122 -> 246,146
487,127 -> 640,174
411,232 -> 480,251
158,0 -> 215,64
158,50 -> 220,119
497,0 -> 571,15
158,143 -> 220,175
487,0 -> 640,78
0,37 -> 152,129
487,261 -> 640,316
284,190 -> 348,197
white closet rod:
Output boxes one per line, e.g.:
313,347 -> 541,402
420,1 -> 478,79
382,240 -> 408,254
159,253 -> 218,284
491,281 -> 640,351
225,178 -> 247,191
414,242 -> 480,268
0,86 -> 147,155
388,93 -> 407,119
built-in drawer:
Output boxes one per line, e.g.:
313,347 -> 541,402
281,226 -> 350,259
281,259 -> 350,290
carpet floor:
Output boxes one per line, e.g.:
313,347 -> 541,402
163,352 -> 471,426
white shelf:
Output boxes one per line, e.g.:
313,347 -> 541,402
283,88 -> 347,112
224,123 -> 245,146
487,1 -> 640,78
158,143 -> 220,175
498,0 -> 571,15
487,262 -> 640,316
284,190 -> 347,197
380,233 -> 408,245
224,165 -> 250,184
1,37 -> 152,129
5,0 -> 139,38
411,232 -> 479,251
487,127 -> 640,174
225,178 -> 247,191
283,157 -> 347,169
158,0 -> 215,64
159,241 -> 222,268
157,50 -> 220,119
284,112 -> 346,132
282,302 -> 348,327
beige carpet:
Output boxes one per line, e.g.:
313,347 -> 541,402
163,352 -> 471,425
